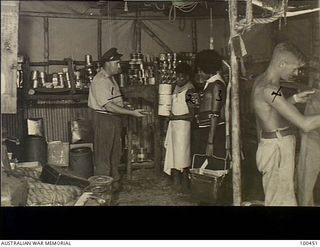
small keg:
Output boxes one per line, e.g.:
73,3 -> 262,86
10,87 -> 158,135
70,147 -> 93,179
24,135 -> 47,166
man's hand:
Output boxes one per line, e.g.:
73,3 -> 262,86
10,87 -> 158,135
131,109 -> 150,117
294,90 -> 315,103
206,144 -> 214,156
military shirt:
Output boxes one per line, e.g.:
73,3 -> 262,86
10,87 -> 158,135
88,69 -> 124,111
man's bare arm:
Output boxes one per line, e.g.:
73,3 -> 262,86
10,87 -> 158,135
287,90 -> 315,105
263,87 -> 320,132
206,82 -> 225,156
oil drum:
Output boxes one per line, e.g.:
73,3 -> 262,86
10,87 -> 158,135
24,135 -> 47,166
70,147 -> 93,179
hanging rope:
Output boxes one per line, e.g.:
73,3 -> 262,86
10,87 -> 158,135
169,1 -> 199,22
169,5 -> 176,22
236,10 -> 282,33
178,17 -> 186,31
154,2 -> 165,11
107,1 -> 112,48
238,0 -> 320,33
246,0 -> 253,30
223,60 -> 232,162
283,0 -> 289,26
209,7 -> 214,50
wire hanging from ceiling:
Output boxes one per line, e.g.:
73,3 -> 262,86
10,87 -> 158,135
169,1 -> 199,22
209,7 -> 214,50
107,0 -> 112,48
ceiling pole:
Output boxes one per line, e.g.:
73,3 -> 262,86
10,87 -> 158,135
43,17 -> 49,74
19,12 -> 218,20
140,21 -> 173,53
136,8 -> 141,53
97,19 -> 102,60
191,19 -> 198,53
229,0 -> 242,206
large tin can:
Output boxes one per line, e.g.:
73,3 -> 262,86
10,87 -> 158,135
31,70 -> 38,80
58,72 -> 65,87
159,53 -> 166,61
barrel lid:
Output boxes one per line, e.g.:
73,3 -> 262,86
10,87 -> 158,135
88,175 -> 113,184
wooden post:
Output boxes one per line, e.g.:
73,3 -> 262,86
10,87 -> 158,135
126,118 -> 133,180
64,58 -> 76,94
1,0 -> 20,113
20,11 -> 215,20
154,109 -> 161,177
97,19 -> 102,60
229,0 -> 242,206
140,21 -> 173,53
191,19 -> 198,53
153,62 -> 161,177
135,9 -> 141,53
43,17 -> 49,74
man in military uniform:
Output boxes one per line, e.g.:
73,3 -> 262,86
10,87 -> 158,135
88,48 -> 147,190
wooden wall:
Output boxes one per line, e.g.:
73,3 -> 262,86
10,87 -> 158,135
1,1 -> 19,114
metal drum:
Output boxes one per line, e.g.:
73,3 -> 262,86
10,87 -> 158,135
70,147 -> 93,179
24,135 -> 47,166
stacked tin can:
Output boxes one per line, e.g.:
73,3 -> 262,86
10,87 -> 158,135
157,53 -> 177,116
85,54 -> 94,87
128,53 -> 144,85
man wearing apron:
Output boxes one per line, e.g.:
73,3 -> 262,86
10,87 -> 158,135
164,63 -> 196,191
192,50 -> 227,171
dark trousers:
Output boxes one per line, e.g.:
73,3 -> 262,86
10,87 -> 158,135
92,111 -> 122,181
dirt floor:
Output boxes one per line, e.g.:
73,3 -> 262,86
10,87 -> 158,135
115,165 -> 266,206
117,168 -> 198,206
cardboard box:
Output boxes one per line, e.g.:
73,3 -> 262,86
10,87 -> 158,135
47,141 -> 69,167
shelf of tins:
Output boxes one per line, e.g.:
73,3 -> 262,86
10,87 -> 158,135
23,85 -> 158,103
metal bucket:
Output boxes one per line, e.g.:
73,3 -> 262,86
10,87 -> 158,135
86,176 -> 114,205
189,168 -> 232,205
70,147 -> 93,179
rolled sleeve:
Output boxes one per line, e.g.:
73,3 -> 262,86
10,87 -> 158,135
88,73 -> 113,110
93,78 -> 113,107
88,70 -> 124,110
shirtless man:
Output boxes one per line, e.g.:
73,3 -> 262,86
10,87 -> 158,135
251,42 -> 320,206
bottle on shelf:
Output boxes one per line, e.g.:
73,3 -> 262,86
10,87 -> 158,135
17,55 -> 24,88
39,72 -> 46,88
31,70 -> 39,88
63,67 -> 72,88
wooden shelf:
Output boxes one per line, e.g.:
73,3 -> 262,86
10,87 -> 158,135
23,85 -> 157,102
25,93 -> 88,101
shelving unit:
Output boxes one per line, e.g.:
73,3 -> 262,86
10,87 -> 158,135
20,56 -> 161,179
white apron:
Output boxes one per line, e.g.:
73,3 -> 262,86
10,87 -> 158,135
164,82 -> 194,175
